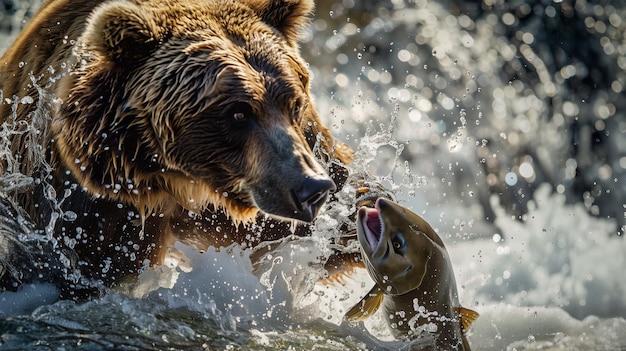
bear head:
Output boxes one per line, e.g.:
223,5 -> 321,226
52,0 -> 348,223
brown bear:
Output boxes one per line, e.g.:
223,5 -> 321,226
0,0 -> 357,291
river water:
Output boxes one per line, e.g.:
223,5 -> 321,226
1,0 -> 626,350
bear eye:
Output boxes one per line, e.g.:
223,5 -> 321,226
233,112 -> 246,121
226,102 -> 253,125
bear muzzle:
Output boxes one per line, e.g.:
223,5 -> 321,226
251,172 -> 336,223
290,176 -> 336,222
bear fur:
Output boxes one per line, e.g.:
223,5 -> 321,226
0,0 -> 354,289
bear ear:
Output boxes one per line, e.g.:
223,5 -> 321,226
248,0 -> 314,43
83,1 -> 164,63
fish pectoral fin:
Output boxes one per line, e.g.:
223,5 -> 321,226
455,306 -> 479,332
344,285 -> 385,322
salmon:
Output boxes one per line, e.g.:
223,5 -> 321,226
345,198 -> 478,350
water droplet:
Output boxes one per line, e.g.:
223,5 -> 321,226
63,211 -> 78,222
505,172 -> 518,186
20,96 -> 34,104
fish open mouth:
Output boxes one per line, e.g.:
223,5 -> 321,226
360,207 -> 384,252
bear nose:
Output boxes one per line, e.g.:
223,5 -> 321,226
292,176 -> 337,222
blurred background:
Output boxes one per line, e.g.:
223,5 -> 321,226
302,0 -> 625,239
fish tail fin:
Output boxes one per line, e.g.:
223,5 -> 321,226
455,306 -> 479,332
455,307 -> 478,350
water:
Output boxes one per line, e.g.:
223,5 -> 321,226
2,0 -> 626,350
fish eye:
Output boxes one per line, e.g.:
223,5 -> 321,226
392,233 -> 406,251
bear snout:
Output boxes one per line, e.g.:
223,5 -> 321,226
290,176 -> 337,222
251,170 -> 336,223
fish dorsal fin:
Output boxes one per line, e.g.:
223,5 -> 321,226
454,307 -> 479,332
344,285 -> 385,322
321,252 -> 366,285
321,264 -> 362,285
